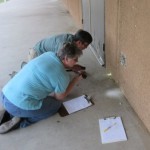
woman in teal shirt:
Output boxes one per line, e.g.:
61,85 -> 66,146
0,43 -> 83,134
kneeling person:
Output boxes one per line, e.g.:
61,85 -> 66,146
0,43 -> 83,133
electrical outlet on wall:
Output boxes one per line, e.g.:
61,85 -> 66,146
120,52 -> 126,66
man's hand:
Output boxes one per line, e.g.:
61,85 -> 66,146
71,64 -> 86,73
78,71 -> 87,79
66,64 -> 87,79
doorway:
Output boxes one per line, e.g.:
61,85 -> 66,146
82,0 -> 105,66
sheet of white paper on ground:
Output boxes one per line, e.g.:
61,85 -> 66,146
63,95 -> 92,114
99,116 -> 127,144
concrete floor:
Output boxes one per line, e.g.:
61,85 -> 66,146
0,0 -> 149,150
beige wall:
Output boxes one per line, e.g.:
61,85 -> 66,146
105,0 -> 119,81
62,0 -> 82,28
105,0 -> 150,132
62,0 -> 150,132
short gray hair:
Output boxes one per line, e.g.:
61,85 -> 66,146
57,43 -> 82,60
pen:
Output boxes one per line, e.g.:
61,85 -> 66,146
104,122 -> 117,132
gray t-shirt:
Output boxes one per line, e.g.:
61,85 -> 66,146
34,33 -> 74,56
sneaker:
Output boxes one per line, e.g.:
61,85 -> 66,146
0,110 -> 12,125
0,117 -> 21,134
0,109 -> 5,124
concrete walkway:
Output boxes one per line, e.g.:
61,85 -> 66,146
0,0 -> 149,150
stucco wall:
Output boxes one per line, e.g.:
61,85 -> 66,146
105,0 -> 150,132
62,0 -> 150,132
62,0 -> 82,28
105,0 -> 119,81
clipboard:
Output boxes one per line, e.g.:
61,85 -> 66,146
99,116 -> 127,144
58,95 -> 94,117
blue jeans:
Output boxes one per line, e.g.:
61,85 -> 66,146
1,93 -> 61,128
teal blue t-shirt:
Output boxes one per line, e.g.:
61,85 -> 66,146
2,52 -> 70,110
34,34 -> 74,56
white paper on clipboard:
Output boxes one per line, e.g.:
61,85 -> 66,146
63,95 -> 92,114
99,116 -> 127,144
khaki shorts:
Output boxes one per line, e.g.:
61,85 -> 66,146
28,48 -> 38,61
